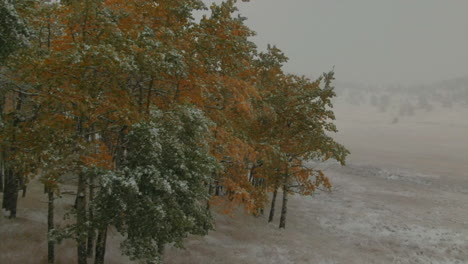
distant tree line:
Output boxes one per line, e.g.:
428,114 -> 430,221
335,78 -> 468,118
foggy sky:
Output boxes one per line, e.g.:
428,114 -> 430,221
203,0 -> 468,86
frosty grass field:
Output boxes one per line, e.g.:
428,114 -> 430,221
1,104 -> 467,264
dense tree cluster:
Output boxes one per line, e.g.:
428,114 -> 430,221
0,0 -> 348,263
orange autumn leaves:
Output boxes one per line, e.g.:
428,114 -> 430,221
4,0 -> 348,217
81,142 -> 113,170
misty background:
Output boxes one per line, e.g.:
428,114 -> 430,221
202,0 -> 468,177
204,0 -> 468,86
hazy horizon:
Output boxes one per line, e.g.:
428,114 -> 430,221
203,0 -> 468,86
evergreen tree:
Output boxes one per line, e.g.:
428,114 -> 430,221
91,106 -> 218,263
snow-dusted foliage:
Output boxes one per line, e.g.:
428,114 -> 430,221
93,105 -> 218,263
0,0 -> 29,62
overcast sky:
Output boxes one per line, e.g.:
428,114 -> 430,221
203,0 -> 468,86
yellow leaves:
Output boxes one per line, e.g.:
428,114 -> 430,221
323,152 -> 332,161
209,178 -> 257,215
130,45 -> 144,53
204,124 -> 267,214
236,101 -> 251,114
201,74 -> 260,118
1,0 -> 346,222
315,170 -> 332,190
80,142 -> 113,170
1,93 -> 16,114
211,127 -> 256,162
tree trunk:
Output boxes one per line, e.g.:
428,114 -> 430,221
268,187 -> 278,223
3,169 -> 19,218
145,77 -> 153,115
138,82 -> 144,113
87,129 -> 98,257
0,154 -> 4,193
206,179 -> 213,210
248,165 -> 254,183
75,116 -> 88,264
1,170 -> 7,209
47,188 -> 55,264
279,173 -> 289,229
76,172 -> 88,264
87,176 -> 95,257
94,226 -> 108,264
0,168 -> 3,193
22,183 -> 27,198
0,93 -> 3,193
214,180 -> 220,196
5,88 -> 24,218
9,173 -> 18,219
157,242 -> 164,256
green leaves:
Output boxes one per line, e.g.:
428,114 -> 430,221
0,0 -> 30,63
92,106 -> 218,262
